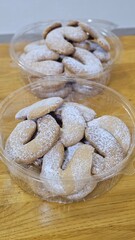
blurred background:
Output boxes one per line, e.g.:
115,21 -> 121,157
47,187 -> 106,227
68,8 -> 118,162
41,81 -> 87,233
0,0 -> 135,34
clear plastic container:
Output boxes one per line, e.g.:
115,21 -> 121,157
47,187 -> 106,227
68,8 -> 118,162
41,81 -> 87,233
0,76 -> 135,204
9,19 -> 122,85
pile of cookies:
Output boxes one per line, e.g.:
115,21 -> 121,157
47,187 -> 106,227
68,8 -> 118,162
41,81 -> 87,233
20,20 -> 111,78
5,97 -> 131,201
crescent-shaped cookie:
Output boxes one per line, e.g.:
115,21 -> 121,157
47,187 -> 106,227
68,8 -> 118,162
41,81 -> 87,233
61,104 -> 86,147
41,142 -> 94,196
16,97 -> 64,120
87,115 -> 131,153
45,26 -> 87,55
5,115 -> 60,164
85,125 -> 124,177
57,102 -> 96,122
20,45 -> 59,63
79,22 -> 110,51
63,47 -> 103,76
26,60 -> 63,75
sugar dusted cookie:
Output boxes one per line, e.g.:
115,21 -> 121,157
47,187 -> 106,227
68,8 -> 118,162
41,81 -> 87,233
27,61 -> 63,75
91,153 -> 115,175
5,115 -> 60,164
87,115 -> 131,153
57,102 -> 96,122
85,125 -> 124,177
62,142 -> 83,170
85,126 -> 124,159
61,104 -> 86,147
63,47 -> 103,76
65,102 -> 96,121
41,142 -> 94,196
21,45 -> 59,63
16,97 -> 64,120
79,21 -> 110,51
45,26 -> 87,55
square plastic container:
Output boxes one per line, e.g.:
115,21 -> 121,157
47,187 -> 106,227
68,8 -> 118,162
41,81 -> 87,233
0,76 -> 135,203
9,19 -> 122,86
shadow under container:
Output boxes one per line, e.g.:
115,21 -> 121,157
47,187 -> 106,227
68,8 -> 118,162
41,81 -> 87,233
9,19 -> 122,86
0,76 -> 135,203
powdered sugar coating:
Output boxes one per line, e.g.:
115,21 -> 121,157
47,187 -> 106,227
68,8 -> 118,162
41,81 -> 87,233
67,145 -> 94,193
91,152 -> 122,176
93,47 -> 111,62
57,102 -> 96,122
85,125 -> 126,178
20,45 -> 59,63
41,142 -> 66,196
61,104 -> 86,147
85,126 -> 124,159
5,115 -> 60,164
5,120 -> 36,160
87,115 -> 131,153
46,26 -> 87,55
24,40 -> 45,53
20,41 -> 63,76
63,47 -> 103,75
26,60 -> 63,75
79,22 -> 110,52
16,97 -> 64,120
41,143 -> 94,196
66,102 -> 96,121
62,142 -> 83,170
92,153 -> 105,174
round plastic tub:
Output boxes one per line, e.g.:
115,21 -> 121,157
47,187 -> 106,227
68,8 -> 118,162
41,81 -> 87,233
0,76 -> 135,203
10,19 -> 122,86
